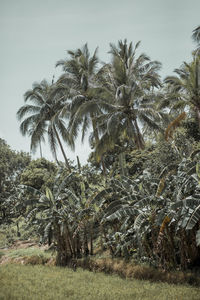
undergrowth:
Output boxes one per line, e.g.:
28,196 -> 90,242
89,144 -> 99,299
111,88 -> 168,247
78,257 -> 200,286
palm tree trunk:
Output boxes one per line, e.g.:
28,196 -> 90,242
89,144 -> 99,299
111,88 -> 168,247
39,140 -> 43,158
53,125 -> 71,172
133,119 -> 145,149
76,156 -> 81,173
91,113 -> 107,176
91,113 -> 99,144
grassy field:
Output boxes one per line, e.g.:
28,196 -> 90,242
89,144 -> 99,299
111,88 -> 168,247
0,231 -> 200,300
0,264 -> 200,300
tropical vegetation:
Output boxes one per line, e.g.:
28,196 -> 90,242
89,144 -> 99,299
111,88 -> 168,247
1,26 -> 200,282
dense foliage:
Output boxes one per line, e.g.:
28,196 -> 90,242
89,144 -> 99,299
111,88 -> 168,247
0,138 -> 31,225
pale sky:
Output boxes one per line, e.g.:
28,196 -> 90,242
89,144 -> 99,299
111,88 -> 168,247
0,0 -> 199,164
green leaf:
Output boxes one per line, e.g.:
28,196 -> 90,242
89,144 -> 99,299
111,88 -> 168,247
186,204 -> 200,230
196,229 -> 200,247
134,213 -> 147,231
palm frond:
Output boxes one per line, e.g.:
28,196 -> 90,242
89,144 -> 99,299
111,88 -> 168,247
17,105 -> 40,121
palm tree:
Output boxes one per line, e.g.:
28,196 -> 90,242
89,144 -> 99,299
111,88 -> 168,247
17,80 -> 73,171
192,25 -> 200,54
56,44 -> 109,173
164,54 -> 200,129
56,44 -> 103,147
93,40 -> 163,159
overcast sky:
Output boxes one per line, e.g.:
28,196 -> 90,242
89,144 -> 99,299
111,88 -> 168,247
0,0 -> 199,164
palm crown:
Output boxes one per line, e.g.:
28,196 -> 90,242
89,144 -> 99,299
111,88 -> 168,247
17,80 -> 73,171
165,54 -> 200,128
94,40 -> 163,159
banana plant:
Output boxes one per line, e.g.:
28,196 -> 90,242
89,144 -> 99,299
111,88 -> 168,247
18,164 -> 100,265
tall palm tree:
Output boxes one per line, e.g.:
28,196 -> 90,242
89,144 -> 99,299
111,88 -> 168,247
56,44 -> 108,173
56,44 -> 103,146
93,40 -> 163,159
17,80 -> 73,171
164,54 -> 200,128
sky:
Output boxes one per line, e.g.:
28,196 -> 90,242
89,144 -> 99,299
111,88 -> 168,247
0,0 -> 199,164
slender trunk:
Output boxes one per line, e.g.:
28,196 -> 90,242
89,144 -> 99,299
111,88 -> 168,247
90,223 -> 93,255
101,156 -> 107,176
16,221 -> 21,237
133,119 -> 145,150
91,113 -> 107,176
91,112 -> 99,144
39,140 -> 43,158
76,156 -> 81,173
53,125 -> 71,172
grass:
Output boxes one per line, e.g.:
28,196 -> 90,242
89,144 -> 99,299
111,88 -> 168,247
1,246 -> 200,286
0,231 -> 199,298
5,247 -> 53,259
0,264 -> 200,300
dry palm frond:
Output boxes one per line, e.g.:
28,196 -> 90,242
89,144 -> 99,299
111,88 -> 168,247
165,112 -> 186,141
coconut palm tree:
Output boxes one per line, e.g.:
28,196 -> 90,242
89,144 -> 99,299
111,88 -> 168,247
17,80 -> 73,171
56,44 -> 109,173
164,54 -> 200,129
93,40 -> 163,159
56,44 -> 103,146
